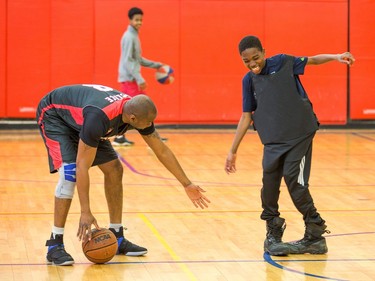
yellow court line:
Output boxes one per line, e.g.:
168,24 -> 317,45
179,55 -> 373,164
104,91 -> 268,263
138,213 -> 198,281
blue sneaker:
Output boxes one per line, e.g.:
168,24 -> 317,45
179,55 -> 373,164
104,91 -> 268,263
109,227 -> 147,256
45,234 -> 74,266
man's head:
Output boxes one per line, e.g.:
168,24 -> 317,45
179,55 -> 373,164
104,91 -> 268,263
128,7 -> 143,31
123,94 -> 157,129
238,35 -> 266,75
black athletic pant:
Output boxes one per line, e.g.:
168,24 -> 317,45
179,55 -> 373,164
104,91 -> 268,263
260,132 -> 322,224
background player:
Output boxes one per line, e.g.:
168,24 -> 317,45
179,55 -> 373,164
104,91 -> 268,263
114,7 -> 167,146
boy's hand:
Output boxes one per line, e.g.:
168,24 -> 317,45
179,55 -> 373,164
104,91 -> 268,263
139,82 -> 147,90
225,152 -> 237,174
338,52 -> 355,66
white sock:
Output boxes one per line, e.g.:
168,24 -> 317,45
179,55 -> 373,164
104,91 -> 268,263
109,223 -> 123,232
52,226 -> 64,238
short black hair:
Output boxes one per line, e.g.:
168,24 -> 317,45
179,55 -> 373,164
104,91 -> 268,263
128,7 -> 143,19
238,36 -> 263,54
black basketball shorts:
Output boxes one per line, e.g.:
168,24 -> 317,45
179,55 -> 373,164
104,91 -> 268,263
37,112 -> 118,173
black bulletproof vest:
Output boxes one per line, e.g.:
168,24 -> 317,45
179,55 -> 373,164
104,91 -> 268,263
251,55 -> 318,144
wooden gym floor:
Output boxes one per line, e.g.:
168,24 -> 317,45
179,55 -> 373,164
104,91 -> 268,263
0,128 -> 374,281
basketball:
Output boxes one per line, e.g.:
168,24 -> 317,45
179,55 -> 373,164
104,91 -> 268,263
82,228 -> 118,264
155,65 -> 174,84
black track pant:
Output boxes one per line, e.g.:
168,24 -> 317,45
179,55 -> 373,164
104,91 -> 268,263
260,132 -> 323,224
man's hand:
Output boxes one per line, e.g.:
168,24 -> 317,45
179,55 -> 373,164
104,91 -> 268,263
77,212 -> 100,242
184,184 -> 210,209
225,152 -> 237,174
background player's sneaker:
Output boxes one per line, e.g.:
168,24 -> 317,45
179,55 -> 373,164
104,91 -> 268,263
112,136 -> 134,146
45,234 -> 74,266
109,227 -> 148,256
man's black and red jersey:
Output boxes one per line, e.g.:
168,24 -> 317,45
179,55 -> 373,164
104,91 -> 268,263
36,84 -> 155,147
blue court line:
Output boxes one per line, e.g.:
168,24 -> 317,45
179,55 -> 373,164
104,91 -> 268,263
326,231 -> 375,237
351,132 -> 375,141
117,152 -> 182,181
1,176 -> 375,189
285,231 -> 375,243
0,177 -> 259,187
116,152 -> 375,188
1,209 -> 375,216
264,253 -> 348,281
264,232 -> 375,280
117,152 -> 261,186
0,233 -> 373,280
1,257 -> 374,267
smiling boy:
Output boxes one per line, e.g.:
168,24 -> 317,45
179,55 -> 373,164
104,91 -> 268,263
225,35 -> 355,256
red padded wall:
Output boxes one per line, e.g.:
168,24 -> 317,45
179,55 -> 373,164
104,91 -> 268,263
178,0 -> 348,124
349,0 -> 375,120
7,0 -> 51,117
0,0 -> 6,117
179,1 -> 263,123
3,0 -> 373,124
50,0 -> 95,88
264,0 -> 348,125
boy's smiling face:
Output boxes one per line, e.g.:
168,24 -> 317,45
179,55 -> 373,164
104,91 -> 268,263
130,14 -> 143,31
241,47 -> 266,75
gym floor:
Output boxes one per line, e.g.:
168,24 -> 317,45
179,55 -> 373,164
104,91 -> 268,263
0,128 -> 374,281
